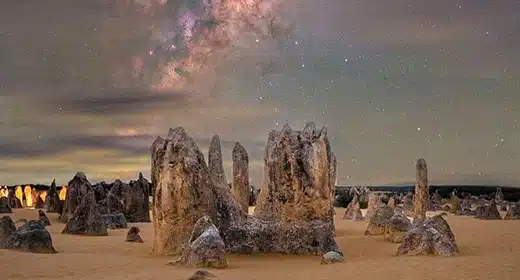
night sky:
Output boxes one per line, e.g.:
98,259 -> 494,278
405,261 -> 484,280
1,0 -> 519,186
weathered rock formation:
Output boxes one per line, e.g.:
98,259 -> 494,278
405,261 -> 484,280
0,216 -> 16,248
366,192 -> 381,220
39,210 -> 51,226
170,216 -> 228,269
8,189 -> 23,208
474,205 -> 487,218
365,205 -> 394,236
397,213 -> 459,256
342,195 -> 358,220
477,199 -> 502,220
31,188 -> 46,209
504,204 -> 520,220
387,197 -> 395,208
413,158 -> 428,218
62,191 -> 108,236
208,135 -> 228,188
0,197 -> 12,213
105,175 -> 150,222
60,172 -> 92,223
2,218 -> 57,253
449,193 -> 461,214
231,142 -> 250,213
126,226 -> 144,243
431,189 -> 442,203
495,187 -> 504,204
402,192 -> 414,215
151,124 -> 340,256
46,179 -> 63,213
384,211 -> 412,243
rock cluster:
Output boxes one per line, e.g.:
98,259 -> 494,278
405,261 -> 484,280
104,174 -> 150,223
397,213 -> 459,256
151,124 -> 340,256
0,216 -> 57,253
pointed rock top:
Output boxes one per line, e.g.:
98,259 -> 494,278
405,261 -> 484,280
139,172 -> 144,180
50,179 -> 56,187
303,121 -> 316,133
74,172 -> 87,181
416,158 -> 427,168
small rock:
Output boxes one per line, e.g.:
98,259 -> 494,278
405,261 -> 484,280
187,270 -> 217,280
320,251 -> 345,264
125,226 -> 143,243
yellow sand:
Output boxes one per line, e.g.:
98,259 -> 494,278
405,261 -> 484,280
1,208 -> 520,280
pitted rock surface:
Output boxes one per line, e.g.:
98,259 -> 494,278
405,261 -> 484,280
62,191 -> 108,236
151,124 -> 340,256
397,213 -> 459,257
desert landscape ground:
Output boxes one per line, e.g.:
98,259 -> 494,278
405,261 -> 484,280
1,208 -> 520,280
1,125 -> 519,280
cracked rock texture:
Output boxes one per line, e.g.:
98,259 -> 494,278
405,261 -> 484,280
151,123 -> 339,256
397,213 -> 459,257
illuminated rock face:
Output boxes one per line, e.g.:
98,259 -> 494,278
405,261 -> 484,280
151,124 -> 340,256
0,186 -> 8,198
59,186 -> 67,200
15,186 -> 24,206
24,186 -> 33,207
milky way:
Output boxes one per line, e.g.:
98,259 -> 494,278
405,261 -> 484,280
1,0 -> 519,186
130,0 -> 289,93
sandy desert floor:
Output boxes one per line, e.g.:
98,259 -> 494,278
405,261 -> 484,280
1,208 -> 520,280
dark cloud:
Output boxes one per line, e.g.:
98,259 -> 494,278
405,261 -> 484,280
50,89 -> 194,115
0,134 -> 154,158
